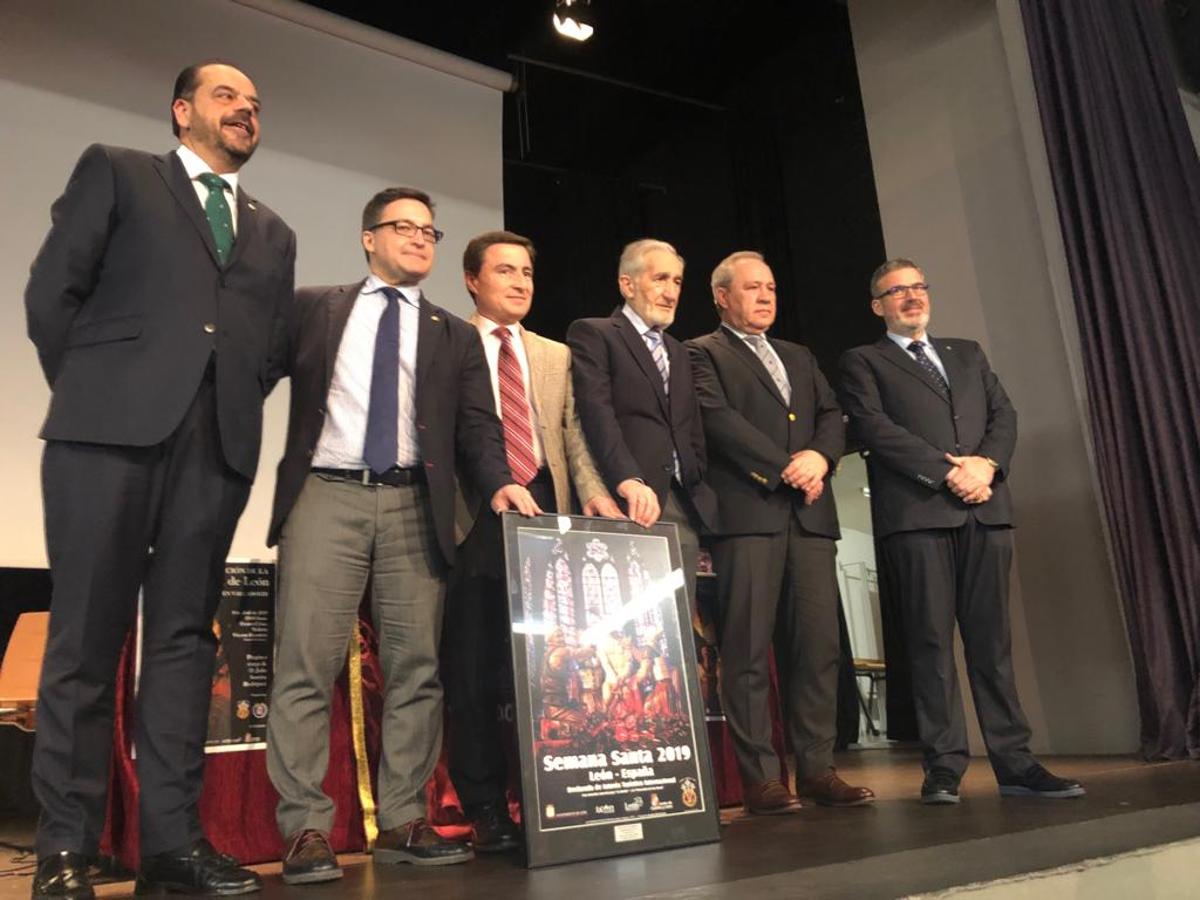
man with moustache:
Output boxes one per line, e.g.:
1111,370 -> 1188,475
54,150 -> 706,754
445,230 -> 619,851
24,60 -> 294,897
566,239 -> 717,608
264,192 -> 539,882
838,258 -> 1084,805
687,252 -> 875,814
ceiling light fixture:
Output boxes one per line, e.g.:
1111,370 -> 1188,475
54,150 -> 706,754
553,0 -> 595,42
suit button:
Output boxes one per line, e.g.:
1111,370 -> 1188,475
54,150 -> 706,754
953,414 -> 960,421
788,413 -> 796,421
306,448 -> 314,458
318,408 -> 326,417
955,444 -> 962,451
662,464 -> 673,472
203,323 -> 216,334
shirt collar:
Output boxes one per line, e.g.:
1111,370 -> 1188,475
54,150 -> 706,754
176,144 -> 239,196
621,303 -> 657,337
722,322 -> 768,343
887,331 -> 933,351
363,273 -> 421,307
475,313 -> 522,340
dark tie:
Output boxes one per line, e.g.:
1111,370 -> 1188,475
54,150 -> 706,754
494,327 -> 538,485
908,340 -> 950,399
363,287 -> 401,474
196,172 -> 234,265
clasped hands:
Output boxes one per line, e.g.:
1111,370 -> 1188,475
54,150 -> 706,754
944,453 -> 994,504
781,449 -> 827,506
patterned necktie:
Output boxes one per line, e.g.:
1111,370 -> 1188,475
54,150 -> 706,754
908,340 -> 950,399
643,327 -> 681,481
494,327 -> 538,486
745,334 -> 791,404
363,287 -> 401,474
645,328 -> 670,394
197,172 -> 234,265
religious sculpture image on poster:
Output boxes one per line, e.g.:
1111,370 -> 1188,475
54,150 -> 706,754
133,560 -> 275,756
503,514 -> 721,868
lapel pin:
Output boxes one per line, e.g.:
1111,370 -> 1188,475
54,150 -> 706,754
431,315 -> 440,322
247,201 -> 257,211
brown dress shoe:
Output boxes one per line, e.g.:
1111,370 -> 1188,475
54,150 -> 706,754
743,779 -> 803,815
797,770 -> 876,807
282,830 -> 342,885
374,819 -> 474,866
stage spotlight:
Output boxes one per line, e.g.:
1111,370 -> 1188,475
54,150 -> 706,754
553,0 -> 594,41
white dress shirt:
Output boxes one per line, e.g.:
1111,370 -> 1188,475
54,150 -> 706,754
176,144 -> 239,233
312,275 -> 422,469
887,331 -> 949,384
474,315 -> 545,468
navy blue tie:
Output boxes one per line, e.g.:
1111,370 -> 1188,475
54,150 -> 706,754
364,287 -> 401,474
908,340 -> 950,400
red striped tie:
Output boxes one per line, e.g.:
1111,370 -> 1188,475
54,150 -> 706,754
494,327 -> 538,486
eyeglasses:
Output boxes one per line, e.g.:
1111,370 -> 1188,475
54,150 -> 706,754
874,282 -> 930,299
368,219 -> 445,244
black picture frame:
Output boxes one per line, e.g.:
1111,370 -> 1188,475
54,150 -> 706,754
502,513 -> 721,868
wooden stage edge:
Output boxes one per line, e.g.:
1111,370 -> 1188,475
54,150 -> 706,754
5,749 -> 1199,900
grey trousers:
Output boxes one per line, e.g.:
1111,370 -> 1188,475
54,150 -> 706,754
712,521 -> 840,785
660,485 -> 702,617
266,473 -> 446,838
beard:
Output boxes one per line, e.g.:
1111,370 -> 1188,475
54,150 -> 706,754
190,115 -> 258,167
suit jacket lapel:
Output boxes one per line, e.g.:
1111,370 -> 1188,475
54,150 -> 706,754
224,188 -> 256,270
519,328 -> 547,423
324,282 -> 363,394
612,312 -> 670,417
877,335 -> 952,405
154,152 -> 221,268
415,293 -> 442,394
718,326 -> 788,408
935,340 -> 967,399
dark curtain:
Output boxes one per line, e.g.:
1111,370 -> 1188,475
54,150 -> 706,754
1020,0 -> 1200,760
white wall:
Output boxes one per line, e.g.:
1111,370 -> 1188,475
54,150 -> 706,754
0,0 -> 505,567
847,0 -> 1140,753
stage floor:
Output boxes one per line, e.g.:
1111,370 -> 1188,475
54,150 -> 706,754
3,749 -> 1198,899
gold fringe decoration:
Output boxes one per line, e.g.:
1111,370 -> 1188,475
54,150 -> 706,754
348,624 -> 378,848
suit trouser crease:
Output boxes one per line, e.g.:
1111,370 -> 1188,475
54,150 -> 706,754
713,522 -> 840,785
267,474 -> 445,837
882,518 -> 1034,778
34,378 -> 250,858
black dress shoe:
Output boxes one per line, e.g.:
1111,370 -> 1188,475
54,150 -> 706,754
374,819 -> 473,866
469,801 -> 521,853
135,838 -> 261,895
998,763 -> 1086,799
31,852 -> 94,899
920,767 -> 961,805
282,830 -> 342,885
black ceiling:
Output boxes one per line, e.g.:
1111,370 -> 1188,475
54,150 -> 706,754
303,1 -> 850,104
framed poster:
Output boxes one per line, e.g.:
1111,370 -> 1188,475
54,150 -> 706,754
503,514 -> 721,867
133,560 -> 275,754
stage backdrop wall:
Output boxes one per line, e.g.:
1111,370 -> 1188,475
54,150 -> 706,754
0,0 -> 504,568
847,0 -> 1140,754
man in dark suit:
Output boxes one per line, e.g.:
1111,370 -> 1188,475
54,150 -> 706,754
566,239 -> 717,607
264,188 -> 538,883
838,258 -> 1084,805
688,252 -> 874,814
445,231 -> 620,852
24,61 -> 294,898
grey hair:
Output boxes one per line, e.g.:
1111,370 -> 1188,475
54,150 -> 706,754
618,239 -> 684,281
710,250 -> 766,302
870,258 -> 925,297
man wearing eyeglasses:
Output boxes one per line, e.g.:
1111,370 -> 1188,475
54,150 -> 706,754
838,258 -> 1084,806
264,187 -> 539,882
